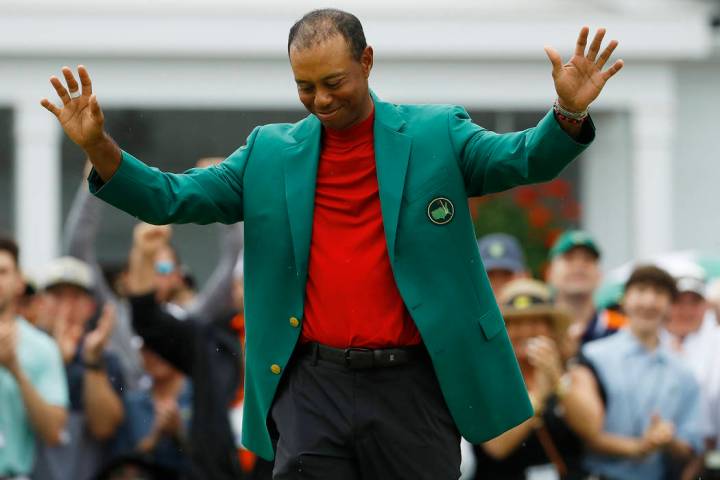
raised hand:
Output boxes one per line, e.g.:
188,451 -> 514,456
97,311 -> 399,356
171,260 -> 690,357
41,66 -> 105,149
544,27 -> 624,112
133,223 -> 172,258
82,303 -> 116,364
0,320 -> 19,374
41,66 -> 121,180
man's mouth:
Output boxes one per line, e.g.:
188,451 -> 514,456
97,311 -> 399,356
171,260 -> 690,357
316,108 -> 340,120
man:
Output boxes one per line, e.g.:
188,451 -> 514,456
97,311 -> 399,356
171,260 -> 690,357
41,9 -> 623,478
125,223 -> 246,479
32,257 -> 126,480
0,237 -> 68,479
577,265 -> 703,479
547,230 -> 625,345
477,233 -> 528,300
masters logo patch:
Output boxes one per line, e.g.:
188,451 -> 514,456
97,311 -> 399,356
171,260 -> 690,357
427,197 -> 454,225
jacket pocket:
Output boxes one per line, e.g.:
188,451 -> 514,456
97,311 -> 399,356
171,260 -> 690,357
476,310 -> 505,341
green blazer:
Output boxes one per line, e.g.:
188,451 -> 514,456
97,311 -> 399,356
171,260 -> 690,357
89,92 -> 593,460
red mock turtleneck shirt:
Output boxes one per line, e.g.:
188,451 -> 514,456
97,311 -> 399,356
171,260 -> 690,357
301,109 -> 421,349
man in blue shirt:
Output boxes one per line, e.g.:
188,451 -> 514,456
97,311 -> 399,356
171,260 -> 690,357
577,265 -> 703,480
0,237 -> 68,478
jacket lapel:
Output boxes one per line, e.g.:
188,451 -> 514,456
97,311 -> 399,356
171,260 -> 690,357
284,115 -> 321,276
373,94 -> 411,263
283,94 -> 411,274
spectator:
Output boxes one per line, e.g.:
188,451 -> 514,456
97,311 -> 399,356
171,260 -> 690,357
112,343 -> 193,476
31,257 -> 126,480
578,265 -> 703,480
125,223 -> 245,479
477,233 -> 528,299
63,159 -> 243,387
0,237 -> 68,478
547,230 -> 625,347
472,279 -> 598,480
663,264 -> 718,384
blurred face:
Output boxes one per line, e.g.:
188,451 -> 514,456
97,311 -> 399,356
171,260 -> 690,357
506,314 -> 554,363
668,291 -> 706,338
44,284 -> 96,328
140,347 -> 180,383
0,252 -> 22,314
487,269 -> 516,300
154,246 -> 183,303
290,34 -> 374,130
623,283 -> 672,337
547,247 -> 601,297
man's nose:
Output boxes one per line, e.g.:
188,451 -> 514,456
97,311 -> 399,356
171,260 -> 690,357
314,91 -> 333,110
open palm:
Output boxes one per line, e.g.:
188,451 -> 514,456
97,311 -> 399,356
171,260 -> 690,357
41,66 -> 105,149
545,27 -> 623,112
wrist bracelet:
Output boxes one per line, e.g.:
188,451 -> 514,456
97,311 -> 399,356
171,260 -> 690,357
83,358 -> 106,371
553,99 -> 588,124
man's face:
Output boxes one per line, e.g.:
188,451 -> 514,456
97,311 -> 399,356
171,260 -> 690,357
0,252 -> 22,314
290,34 -> 373,130
623,283 -> 672,336
547,247 -> 601,297
154,246 -> 183,303
487,269 -> 517,300
44,284 -> 96,329
668,291 -> 707,338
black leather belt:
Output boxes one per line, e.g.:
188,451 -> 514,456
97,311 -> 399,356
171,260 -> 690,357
301,342 -> 429,369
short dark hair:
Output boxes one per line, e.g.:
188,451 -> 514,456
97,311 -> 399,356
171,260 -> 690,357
0,236 -> 19,268
288,9 -> 367,61
625,265 -> 678,300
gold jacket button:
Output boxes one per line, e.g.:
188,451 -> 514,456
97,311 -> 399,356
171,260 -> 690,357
289,316 -> 300,328
270,364 -> 282,375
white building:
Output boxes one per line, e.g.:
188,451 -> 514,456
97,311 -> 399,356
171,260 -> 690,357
1,0 -> 719,277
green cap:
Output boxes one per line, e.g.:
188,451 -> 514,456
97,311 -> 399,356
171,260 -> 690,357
549,230 -> 601,259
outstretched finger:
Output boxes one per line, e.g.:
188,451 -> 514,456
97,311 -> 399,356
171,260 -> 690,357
50,76 -> 71,105
78,65 -> 93,97
544,46 -> 563,77
40,98 -> 61,117
595,39 -> 618,69
61,66 -> 80,97
601,59 -> 624,81
574,26 -> 590,57
586,28 -> 606,62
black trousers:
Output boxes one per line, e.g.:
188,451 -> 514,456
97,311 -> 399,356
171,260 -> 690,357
269,348 -> 461,480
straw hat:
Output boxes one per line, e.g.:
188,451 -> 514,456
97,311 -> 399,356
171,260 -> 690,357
498,278 -> 572,336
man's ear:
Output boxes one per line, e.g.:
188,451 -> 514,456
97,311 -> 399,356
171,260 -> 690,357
361,46 -> 374,78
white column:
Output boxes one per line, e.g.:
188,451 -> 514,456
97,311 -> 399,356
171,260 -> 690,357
13,101 -> 61,273
630,102 -> 675,259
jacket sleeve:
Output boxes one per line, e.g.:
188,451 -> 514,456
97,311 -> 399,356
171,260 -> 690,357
447,106 -> 595,197
129,293 -> 197,376
88,126 -> 261,225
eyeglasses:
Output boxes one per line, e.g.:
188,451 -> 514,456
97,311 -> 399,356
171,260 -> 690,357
154,261 -> 176,275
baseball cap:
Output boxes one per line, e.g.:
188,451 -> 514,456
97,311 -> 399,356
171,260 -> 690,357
549,230 -> 601,259
477,233 -> 526,273
42,256 -> 93,292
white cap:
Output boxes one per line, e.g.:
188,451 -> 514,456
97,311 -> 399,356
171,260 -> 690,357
42,256 -> 94,292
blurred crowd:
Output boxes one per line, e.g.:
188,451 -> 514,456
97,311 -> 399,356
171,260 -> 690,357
1,163 -> 719,480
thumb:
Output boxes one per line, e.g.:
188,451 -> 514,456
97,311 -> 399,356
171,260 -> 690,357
544,46 -> 563,77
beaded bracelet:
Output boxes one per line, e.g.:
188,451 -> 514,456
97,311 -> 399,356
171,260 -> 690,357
553,99 -> 588,124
